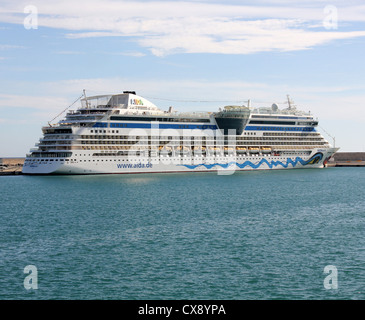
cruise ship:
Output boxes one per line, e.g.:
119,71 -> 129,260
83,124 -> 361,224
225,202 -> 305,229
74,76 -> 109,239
22,91 -> 339,175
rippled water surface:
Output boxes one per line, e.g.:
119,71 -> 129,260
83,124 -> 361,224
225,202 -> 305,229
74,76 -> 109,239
0,167 -> 364,299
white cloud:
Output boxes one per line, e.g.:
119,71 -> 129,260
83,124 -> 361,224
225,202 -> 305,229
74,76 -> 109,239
1,0 -> 365,55
135,18 -> 365,56
65,32 -> 124,39
114,51 -> 146,57
0,44 -> 25,50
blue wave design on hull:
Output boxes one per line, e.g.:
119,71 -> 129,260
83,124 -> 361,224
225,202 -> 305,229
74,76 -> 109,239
179,153 -> 323,170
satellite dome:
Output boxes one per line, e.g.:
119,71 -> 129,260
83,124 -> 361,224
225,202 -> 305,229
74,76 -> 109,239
271,103 -> 279,111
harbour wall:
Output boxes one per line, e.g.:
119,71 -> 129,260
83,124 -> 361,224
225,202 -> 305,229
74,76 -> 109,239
327,152 -> 365,167
0,158 -> 24,175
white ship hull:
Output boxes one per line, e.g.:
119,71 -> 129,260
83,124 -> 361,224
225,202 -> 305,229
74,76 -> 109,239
23,148 -> 338,175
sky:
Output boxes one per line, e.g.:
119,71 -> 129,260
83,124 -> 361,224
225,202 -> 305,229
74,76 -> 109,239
1,0 -> 365,156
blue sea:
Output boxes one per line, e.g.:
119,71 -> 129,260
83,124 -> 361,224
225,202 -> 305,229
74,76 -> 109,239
0,167 -> 364,300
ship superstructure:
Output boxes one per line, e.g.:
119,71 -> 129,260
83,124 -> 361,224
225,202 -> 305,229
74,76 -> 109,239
22,91 -> 339,174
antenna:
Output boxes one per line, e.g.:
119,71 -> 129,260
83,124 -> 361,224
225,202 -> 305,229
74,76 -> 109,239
83,89 -> 89,108
287,94 -> 291,109
286,95 -> 296,110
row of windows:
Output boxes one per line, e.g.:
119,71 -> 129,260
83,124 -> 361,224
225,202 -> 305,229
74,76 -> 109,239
40,139 -> 328,147
43,130 -> 321,142
90,129 -> 118,134
24,157 -> 268,164
251,115 -> 312,120
38,143 -> 327,155
250,121 -> 318,126
39,136 -> 325,147
263,132 -> 320,136
43,135 -> 220,141
43,129 -> 72,134
237,137 -> 325,141
43,133 -> 322,142
26,152 -> 312,162
249,120 -> 297,125
109,116 -> 211,123
29,152 -> 72,158
247,126 -> 315,132
43,131 -> 319,140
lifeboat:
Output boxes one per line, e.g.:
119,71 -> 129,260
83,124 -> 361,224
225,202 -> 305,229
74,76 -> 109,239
236,147 -> 247,153
261,147 -> 272,153
248,147 -> 260,153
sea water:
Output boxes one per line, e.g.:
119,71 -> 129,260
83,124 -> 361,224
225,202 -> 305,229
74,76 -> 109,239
0,167 -> 364,300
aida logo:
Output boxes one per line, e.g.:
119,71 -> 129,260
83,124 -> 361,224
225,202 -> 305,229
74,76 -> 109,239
130,99 -> 144,105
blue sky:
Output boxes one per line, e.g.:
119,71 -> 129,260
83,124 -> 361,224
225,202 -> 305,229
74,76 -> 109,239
1,0 -> 365,156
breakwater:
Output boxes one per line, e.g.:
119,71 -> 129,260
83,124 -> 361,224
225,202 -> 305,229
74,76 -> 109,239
327,152 -> 365,167
0,158 -> 24,175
